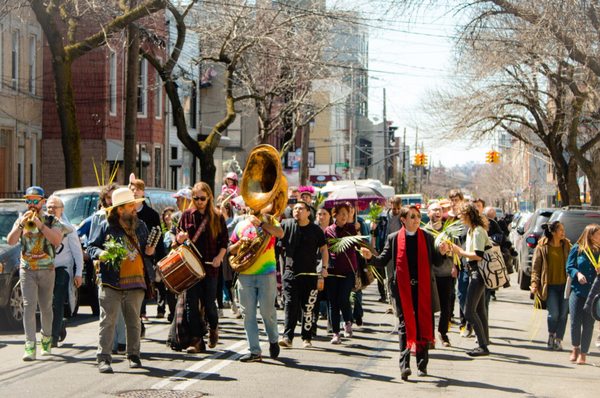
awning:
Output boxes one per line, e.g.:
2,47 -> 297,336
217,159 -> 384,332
106,139 -> 150,164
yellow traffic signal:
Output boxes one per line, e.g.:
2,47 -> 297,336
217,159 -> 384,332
422,154 -> 428,166
414,153 -> 422,166
485,151 -> 493,163
492,151 -> 501,163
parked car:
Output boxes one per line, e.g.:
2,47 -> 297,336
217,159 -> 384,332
547,207 -> 600,244
0,199 -> 27,329
509,212 -> 531,251
53,186 -> 177,315
515,208 -> 555,290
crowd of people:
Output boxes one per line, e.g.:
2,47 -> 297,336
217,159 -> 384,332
6,179 -> 600,380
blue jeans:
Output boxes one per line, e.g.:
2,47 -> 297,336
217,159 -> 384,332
546,284 -> 568,339
457,266 -> 470,326
569,292 -> 595,353
238,273 -> 279,355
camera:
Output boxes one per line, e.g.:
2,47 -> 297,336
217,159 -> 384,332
287,198 -> 297,205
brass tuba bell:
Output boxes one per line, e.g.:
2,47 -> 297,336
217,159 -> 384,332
229,145 -> 288,273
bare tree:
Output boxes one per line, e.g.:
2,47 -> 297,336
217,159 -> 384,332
28,0 -> 166,187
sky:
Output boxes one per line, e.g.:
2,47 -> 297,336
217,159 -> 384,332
365,3 -> 490,167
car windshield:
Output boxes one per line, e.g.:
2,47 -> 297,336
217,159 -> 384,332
59,193 -> 99,226
0,211 -> 19,244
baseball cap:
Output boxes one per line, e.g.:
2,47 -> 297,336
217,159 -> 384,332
24,186 -> 45,198
172,188 -> 192,200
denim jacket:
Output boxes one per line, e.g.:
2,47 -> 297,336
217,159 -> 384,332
87,219 -> 155,290
566,244 -> 598,298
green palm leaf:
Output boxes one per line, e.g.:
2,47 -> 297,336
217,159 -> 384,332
365,202 -> 383,224
328,235 -> 370,253
314,192 -> 325,209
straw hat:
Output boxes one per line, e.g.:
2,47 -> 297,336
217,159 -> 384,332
106,187 -> 145,211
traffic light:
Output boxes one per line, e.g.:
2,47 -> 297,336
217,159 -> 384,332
414,153 -> 423,166
421,154 -> 428,167
492,151 -> 501,163
485,151 -> 494,163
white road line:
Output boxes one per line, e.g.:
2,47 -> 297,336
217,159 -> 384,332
150,340 -> 247,390
172,349 -> 246,391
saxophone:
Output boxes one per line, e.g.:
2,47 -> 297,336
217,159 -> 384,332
229,144 -> 288,272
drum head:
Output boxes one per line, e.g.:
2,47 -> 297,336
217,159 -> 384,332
180,246 -> 204,276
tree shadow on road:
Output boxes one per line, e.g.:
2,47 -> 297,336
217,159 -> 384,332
270,357 -> 400,384
424,376 -> 529,394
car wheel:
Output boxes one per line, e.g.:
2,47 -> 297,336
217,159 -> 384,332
519,269 -> 531,291
2,277 -> 24,329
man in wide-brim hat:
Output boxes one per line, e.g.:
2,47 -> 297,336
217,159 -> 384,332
87,187 -> 158,373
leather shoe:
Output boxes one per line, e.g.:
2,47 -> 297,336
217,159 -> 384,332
208,328 -> 219,349
467,347 -> 490,357
400,368 -> 411,381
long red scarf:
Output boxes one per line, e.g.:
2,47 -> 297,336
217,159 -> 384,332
396,227 -> 433,352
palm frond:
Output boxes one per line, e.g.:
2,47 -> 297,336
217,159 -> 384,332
328,235 -> 370,253
314,192 -> 326,209
365,202 -> 383,224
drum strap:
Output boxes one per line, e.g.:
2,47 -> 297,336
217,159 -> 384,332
192,216 -> 209,243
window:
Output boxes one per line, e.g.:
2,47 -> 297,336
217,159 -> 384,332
154,147 -> 162,187
154,69 -> 162,119
109,51 -> 117,115
170,146 -> 178,160
137,58 -> 147,116
28,35 -> 36,94
11,30 -> 19,90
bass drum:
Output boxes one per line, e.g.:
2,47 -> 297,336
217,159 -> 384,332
158,245 -> 205,294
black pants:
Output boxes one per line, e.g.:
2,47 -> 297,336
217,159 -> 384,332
398,308 -> 429,372
51,267 -> 70,342
465,270 -> 489,348
185,275 -> 219,338
282,273 -> 318,341
436,276 -> 454,337
155,280 -> 168,315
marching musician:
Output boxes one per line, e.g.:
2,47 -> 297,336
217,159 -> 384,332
87,188 -> 158,373
229,204 -> 284,362
7,186 -> 64,361
175,182 -> 228,353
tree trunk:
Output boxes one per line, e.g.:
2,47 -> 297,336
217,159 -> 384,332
123,11 -> 140,181
51,56 -> 82,188
565,158 -> 581,206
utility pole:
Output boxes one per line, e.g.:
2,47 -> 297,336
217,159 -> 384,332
123,0 -> 140,181
401,127 -> 406,193
300,116 -> 312,186
382,88 -> 387,184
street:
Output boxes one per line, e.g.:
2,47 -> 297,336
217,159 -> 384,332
0,283 -> 597,398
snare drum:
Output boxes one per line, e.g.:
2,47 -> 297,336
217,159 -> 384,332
157,245 -> 206,294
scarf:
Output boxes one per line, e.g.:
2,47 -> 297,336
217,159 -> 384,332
396,227 -> 434,352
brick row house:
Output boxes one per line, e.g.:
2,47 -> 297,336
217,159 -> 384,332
0,9 -> 43,196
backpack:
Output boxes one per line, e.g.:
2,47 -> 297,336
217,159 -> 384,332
478,244 -> 510,289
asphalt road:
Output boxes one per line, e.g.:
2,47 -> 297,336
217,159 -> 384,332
0,283 -> 597,398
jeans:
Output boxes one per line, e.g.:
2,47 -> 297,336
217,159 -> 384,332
185,275 -> 219,338
464,270 -> 488,348
52,267 -> 70,342
352,290 -> 363,322
20,268 -> 55,343
569,292 -> 595,353
282,273 -> 319,341
326,273 -> 354,334
546,284 -> 568,339
435,276 -> 454,337
97,286 -> 144,362
113,309 -> 126,350
457,267 -> 470,326
238,273 -> 279,355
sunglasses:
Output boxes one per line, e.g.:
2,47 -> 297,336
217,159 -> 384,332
193,196 -> 208,202
25,199 -> 42,205
407,214 -> 421,220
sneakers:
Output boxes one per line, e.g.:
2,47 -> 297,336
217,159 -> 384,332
553,338 -> 563,351
330,333 -> 342,345
40,336 -> 52,356
239,353 -> 262,362
22,341 -> 36,361
98,360 -> 113,374
128,355 -> 142,368
278,337 -> 292,348
460,325 -> 473,338
302,339 -> 313,348
547,334 -> 555,350
467,347 -> 490,357
344,322 -> 353,338
208,327 -> 219,349
269,342 -> 280,359
417,368 -> 427,377
440,334 -> 451,347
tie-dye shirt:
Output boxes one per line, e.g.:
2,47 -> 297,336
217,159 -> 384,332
15,214 -> 66,270
230,216 -> 280,275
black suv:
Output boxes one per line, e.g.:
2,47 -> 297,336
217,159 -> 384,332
547,207 -> 600,246
515,208 -> 555,290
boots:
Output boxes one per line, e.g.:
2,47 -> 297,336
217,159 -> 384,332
569,346 -> 580,362
185,337 -> 206,354
208,327 -> 219,349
